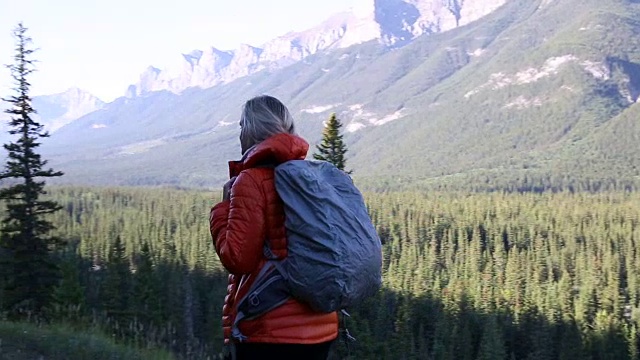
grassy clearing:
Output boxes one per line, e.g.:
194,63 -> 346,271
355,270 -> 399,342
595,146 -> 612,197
0,320 -> 175,360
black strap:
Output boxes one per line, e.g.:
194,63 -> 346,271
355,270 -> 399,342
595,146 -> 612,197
235,263 -> 290,321
339,309 -> 356,358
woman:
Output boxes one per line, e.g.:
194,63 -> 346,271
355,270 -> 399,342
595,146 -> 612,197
209,95 -> 339,360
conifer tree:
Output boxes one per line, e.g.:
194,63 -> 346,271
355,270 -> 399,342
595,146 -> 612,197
133,242 -> 161,323
102,236 -> 131,320
51,255 -> 86,320
477,315 -> 507,360
313,112 -> 352,173
0,23 -> 64,317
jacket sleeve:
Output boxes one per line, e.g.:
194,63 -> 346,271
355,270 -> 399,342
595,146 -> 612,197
210,171 -> 265,275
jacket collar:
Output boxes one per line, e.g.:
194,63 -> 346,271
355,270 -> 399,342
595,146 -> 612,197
228,133 -> 309,178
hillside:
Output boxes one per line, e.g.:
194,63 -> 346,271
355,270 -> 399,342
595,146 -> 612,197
39,0 -> 640,191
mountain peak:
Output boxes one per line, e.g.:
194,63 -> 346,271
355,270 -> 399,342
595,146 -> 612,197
28,88 -> 105,133
145,66 -> 161,74
183,50 -> 203,64
64,86 -> 83,94
126,0 -> 507,97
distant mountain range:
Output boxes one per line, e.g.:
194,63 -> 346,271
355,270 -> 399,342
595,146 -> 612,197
15,0 -> 640,191
125,0 -> 506,97
0,87 -> 103,143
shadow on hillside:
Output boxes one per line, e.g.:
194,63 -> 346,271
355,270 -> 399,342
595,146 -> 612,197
29,241 -> 635,360
335,287 -> 634,360
44,243 -> 228,359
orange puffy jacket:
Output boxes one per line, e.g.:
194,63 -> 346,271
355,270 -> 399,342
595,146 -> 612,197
210,133 -> 339,345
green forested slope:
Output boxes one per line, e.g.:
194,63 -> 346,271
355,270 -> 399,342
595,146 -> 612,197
38,0 -> 640,191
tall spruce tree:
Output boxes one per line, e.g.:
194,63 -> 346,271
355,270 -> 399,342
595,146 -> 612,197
313,112 -> 352,173
0,23 -> 64,317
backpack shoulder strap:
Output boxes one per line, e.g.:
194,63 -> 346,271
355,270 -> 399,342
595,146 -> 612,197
232,261 -> 291,342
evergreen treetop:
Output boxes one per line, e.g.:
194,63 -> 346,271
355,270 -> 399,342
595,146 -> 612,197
313,112 -> 352,174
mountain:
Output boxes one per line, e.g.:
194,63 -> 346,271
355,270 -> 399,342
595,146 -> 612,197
127,0 -> 506,97
32,88 -> 105,132
41,0 -> 640,191
0,88 -> 104,144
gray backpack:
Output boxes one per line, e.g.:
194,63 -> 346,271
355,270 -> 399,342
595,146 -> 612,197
231,160 -> 383,342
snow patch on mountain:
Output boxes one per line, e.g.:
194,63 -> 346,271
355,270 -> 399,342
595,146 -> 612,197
369,109 -> 406,126
512,55 -> 578,85
346,122 -> 367,133
343,105 -> 407,132
503,96 -> 544,109
465,55 -> 613,98
348,104 -> 377,120
468,48 -> 485,57
301,104 -> 340,114
581,61 -> 610,80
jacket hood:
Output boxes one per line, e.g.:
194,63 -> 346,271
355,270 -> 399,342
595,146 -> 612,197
228,133 -> 309,178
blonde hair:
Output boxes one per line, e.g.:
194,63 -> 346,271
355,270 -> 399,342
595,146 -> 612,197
240,95 -> 296,153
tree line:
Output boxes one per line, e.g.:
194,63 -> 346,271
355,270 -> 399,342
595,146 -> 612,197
2,187 -> 638,359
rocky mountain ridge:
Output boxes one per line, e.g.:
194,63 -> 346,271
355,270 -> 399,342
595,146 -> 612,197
126,0 -> 507,97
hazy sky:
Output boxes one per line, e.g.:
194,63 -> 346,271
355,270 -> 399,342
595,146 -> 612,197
0,0 -> 361,102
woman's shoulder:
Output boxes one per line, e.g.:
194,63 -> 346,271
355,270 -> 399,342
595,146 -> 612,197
238,166 -> 276,183
232,168 -> 276,196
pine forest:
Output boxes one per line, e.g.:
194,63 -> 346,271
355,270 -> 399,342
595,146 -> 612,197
0,187 -> 636,359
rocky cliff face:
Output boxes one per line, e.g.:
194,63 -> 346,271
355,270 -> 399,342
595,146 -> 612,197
375,0 -> 507,45
127,0 -> 507,97
32,87 -> 105,132
0,88 -> 104,144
